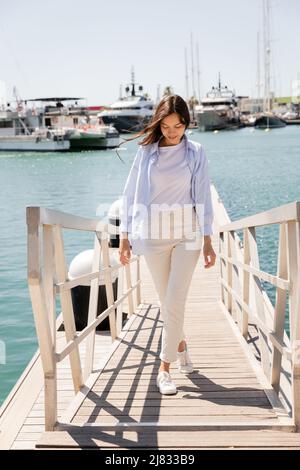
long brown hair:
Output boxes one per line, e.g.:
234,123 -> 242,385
139,94 -> 190,145
116,95 -> 190,160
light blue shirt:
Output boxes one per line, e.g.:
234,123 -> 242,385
120,134 -> 214,254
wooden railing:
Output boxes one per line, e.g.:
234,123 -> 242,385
218,200 -> 300,428
26,206 -> 141,431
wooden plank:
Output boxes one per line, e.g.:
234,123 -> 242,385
37,429 -> 300,449
1,323 -> 112,449
27,408 -> 277,419
59,306 -> 145,426
71,414 -> 279,424
74,406 -> 275,417
219,301 -> 290,419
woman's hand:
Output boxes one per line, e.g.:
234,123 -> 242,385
203,240 -> 216,269
119,237 -> 131,266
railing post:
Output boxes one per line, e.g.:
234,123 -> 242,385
101,231 -> 117,341
27,208 -> 57,431
270,223 -> 288,392
248,226 -> 271,379
229,230 -> 244,326
219,231 -> 226,305
125,263 -> 134,317
116,264 -> 124,335
42,224 -> 58,430
136,256 -> 141,306
84,233 -> 102,380
242,228 -> 250,338
226,231 -> 233,313
287,220 -> 300,428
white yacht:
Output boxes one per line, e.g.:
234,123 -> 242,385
195,76 -> 242,131
98,70 -> 154,133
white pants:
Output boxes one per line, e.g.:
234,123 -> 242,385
142,208 -> 202,363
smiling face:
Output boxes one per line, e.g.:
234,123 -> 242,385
160,112 -> 186,146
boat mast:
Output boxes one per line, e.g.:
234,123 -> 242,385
156,84 -> 161,105
184,47 -> 190,102
190,33 -> 196,99
131,66 -> 136,97
263,0 -> 271,112
256,31 -> 261,100
196,42 -> 201,103
218,72 -> 222,92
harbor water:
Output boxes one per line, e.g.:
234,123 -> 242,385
0,126 -> 299,405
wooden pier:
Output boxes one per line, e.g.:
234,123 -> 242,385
1,186 -> 300,449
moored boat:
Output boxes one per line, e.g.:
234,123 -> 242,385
98,68 -> 154,133
26,97 -> 120,149
255,113 -> 286,129
0,111 -> 70,151
195,75 -> 242,132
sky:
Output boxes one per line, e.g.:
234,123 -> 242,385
0,0 -> 299,106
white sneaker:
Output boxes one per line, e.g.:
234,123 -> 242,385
156,371 -> 177,395
177,346 -> 194,374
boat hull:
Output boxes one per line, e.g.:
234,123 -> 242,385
255,115 -> 286,129
0,137 -> 70,151
69,132 -> 120,150
283,119 -> 300,125
101,115 -> 152,133
196,111 -> 241,132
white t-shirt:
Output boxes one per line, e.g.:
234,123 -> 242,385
149,138 -> 193,206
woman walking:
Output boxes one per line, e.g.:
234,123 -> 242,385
118,95 -> 216,395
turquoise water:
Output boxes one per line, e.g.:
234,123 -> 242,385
0,126 -> 299,404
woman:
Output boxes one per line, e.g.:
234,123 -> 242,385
118,95 -> 216,395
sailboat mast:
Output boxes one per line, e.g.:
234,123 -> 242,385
184,47 -> 190,101
190,33 -> 196,99
257,31 -> 261,100
131,66 -> 136,97
156,84 -> 161,105
196,42 -> 201,103
263,0 -> 271,112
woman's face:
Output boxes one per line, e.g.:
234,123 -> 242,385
160,112 -> 186,146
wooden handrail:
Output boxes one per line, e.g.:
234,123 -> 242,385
26,206 -> 142,431
219,253 -> 291,291
219,201 -> 300,232
55,255 -> 139,292
217,199 -> 300,428
27,206 -> 105,233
